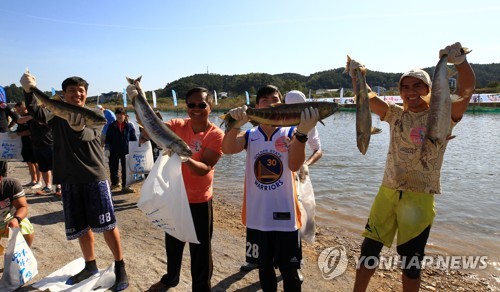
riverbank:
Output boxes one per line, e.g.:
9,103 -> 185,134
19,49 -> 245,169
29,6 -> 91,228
3,162 -> 498,291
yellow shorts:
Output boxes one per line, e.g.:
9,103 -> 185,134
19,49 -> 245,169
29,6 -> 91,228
362,186 -> 435,247
0,217 -> 35,237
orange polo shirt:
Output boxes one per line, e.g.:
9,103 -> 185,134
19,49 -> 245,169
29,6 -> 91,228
166,118 -> 224,203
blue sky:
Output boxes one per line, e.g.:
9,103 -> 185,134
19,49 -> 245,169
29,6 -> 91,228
1,0 -> 499,97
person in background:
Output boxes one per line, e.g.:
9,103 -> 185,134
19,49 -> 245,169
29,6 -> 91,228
97,104 -> 116,145
284,90 -> 323,183
0,100 -> 21,177
24,103 -> 58,195
13,102 -> 41,187
349,42 -> 475,292
0,176 -> 35,246
20,72 -> 129,291
223,84 -> 319,292
105,107 -> 137,193
128,84 -> 224,292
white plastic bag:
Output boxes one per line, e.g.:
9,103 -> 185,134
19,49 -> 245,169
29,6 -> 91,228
137,153 -> 199,243
31,257 -> 114,292
0,133 -> 22,161
0,227 -> 38,291
125,154 -> 145,186
297,175 -> 317,243
128,141 -> 154,174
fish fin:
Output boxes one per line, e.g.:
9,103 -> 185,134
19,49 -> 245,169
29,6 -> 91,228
50,94 -> 63,101
371,127 -> 382,135
218,113 -> 237,133
319,120 -> 326,126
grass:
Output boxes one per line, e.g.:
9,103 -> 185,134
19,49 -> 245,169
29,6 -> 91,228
99,96 -> 251,113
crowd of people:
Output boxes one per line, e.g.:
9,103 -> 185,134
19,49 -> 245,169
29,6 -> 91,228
0,41 -> 476,292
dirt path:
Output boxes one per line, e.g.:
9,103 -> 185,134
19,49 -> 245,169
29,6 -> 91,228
3,162 -> 496,291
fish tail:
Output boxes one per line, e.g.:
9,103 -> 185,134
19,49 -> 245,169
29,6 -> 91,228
219,113 -> 237,133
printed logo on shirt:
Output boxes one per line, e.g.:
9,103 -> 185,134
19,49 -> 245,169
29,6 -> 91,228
409,127 -> 426,145
274,136 -> 291,152
253,152 -> 283,185
190,138 -> 203,153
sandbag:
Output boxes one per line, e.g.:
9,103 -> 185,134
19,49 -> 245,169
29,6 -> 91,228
128,141 -> 154,174
137,153 -> 199,243
0,133 -> 22,161
125,154 -> 145,186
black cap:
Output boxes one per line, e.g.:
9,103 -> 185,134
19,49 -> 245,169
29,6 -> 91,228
115,107 -> 125,114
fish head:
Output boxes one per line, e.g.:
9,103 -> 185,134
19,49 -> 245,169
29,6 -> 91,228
86,116 -> 107,126
317,102 -> 339,119
357,132 -> 371,155
171,141 -> 193,160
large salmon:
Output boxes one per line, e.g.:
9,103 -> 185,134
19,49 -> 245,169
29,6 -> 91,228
219,102 -> 338,132
425,55 -> 452,145
346,55 -> 372,155
127,76 -> 192,160
30,87 -> 106,126
420,48 -> 471,167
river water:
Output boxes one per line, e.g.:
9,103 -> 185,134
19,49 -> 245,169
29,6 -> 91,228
128,110 -> 499,278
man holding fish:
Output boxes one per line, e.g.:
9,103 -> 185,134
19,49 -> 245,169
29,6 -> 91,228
20,73 -> 129,291
127,81 -> 224,292
347,42 -> 475,291
222,85 -> 321,292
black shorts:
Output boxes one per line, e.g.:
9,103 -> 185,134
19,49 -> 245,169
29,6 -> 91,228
61,180 -> 117,240
33,146 -> 53,172
245,228 -> 302,269
21,145 -> 36,163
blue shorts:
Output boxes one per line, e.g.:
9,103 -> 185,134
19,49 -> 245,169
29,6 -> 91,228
246,228 -> 302,269
61,180 -> 117,240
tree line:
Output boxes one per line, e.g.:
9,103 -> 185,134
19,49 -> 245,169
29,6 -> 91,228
3,63 -> 499,103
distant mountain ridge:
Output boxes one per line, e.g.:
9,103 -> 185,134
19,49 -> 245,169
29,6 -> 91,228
157,63 -> 500,99
2,63 -> 499,102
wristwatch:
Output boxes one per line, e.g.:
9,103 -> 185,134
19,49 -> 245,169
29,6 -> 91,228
14,216 -> 22,224
294,131 -> 308,143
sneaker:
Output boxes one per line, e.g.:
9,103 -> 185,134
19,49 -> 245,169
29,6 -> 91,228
240,262 -> 258,272
31,182 -> 43,189
55,186 -> 62,197
36,186 -> 53,195
121,186 -> 135,193
297,269 -> 304,283
111,183 -> 121,190
24,182 -> 36,187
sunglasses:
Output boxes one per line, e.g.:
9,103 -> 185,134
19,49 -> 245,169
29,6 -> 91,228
187,102 -> 208,109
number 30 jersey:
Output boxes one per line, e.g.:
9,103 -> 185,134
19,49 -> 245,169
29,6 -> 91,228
242,126 -> 301,232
